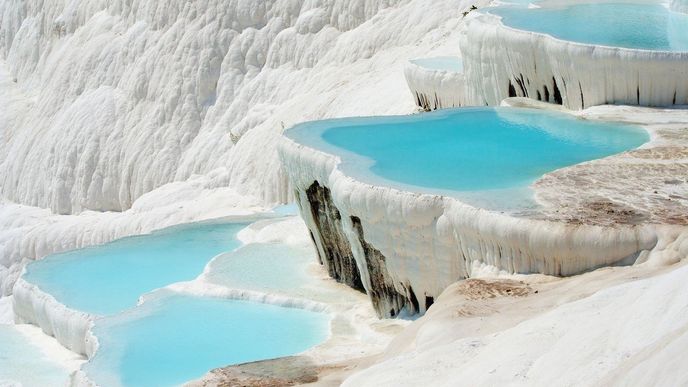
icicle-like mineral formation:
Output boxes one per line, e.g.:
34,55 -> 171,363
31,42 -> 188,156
403,59 -> 466,110
460,14 -> 688,110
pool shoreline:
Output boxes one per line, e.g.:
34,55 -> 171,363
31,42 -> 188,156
284,106 -> 648,212
11,215 -> 401,387
278,99 -> 688,318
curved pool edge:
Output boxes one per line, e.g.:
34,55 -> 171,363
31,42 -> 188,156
13,276 -> 97,358
278,106 -> 688,318
61,283 -> 338,387
12,217 -> 345,387
460,12 -> 688,110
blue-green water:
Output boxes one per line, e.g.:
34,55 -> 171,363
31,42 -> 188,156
0,325 -> 71,386
23,221 -> 248,315
206,243 -> 314,294
410,56 -> 463,72
83,294 -> 329,387
491,3 -> 688,51
286,107 -> 648,206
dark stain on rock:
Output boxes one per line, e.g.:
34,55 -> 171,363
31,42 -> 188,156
543,85 -> 550,102
579,81 -> 585,109
305,181 -> 364,292
552,77 -> 563,105
425,295 -> 435,310
351,216 -> 407,318
637,86 -> 640,104
407,285 -> 420,313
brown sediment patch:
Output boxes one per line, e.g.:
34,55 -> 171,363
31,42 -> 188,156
189,356 -> 343,387
533,161 -> 688,226
562,200 -> 650,225
517,108 -> 688,226
452,279 -> 532,300
630,146 -> 688,160
441,279 -> 534,317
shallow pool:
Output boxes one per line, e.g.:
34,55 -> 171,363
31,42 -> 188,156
82,293 -> 329,387
286,107 -> 648,208
0,325 -> 70,386
206,243 -> 315,294
491,2 -> 688,51
23,220 -> 249,315
410,56 -> 463,72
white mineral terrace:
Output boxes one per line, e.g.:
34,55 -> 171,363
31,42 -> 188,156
279,99 -> 688,318
672,0 -> 688,13
460,11 -> 688,110
403,57 -> 466,110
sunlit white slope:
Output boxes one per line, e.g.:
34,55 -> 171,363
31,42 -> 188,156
343,264 -> 688,386
0,0 -> 480,214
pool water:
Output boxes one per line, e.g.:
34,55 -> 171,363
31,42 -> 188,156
205,243 -> 315,295
0,325 -> 71,386
23,221 -> 249,315
410,56 -> 463,72
83,293 -> 329,387
491,2 -> 688,51
286,107 -> 648,207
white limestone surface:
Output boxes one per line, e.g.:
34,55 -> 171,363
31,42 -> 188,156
0,178 -> 265,296
0,0 -> 483,216
12,276 -> 97,357
672,0 -> 688,13
0,0 -> 486,323
460,12 -> 688,109
403,58 -> 467,110
342,262 -> 688,386
278,103 -> 688,316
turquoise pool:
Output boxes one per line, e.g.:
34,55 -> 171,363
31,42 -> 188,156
83,293 -> 329,387
286,107 -> 648,207
23,220 -> 249,315
491,2 -> 688,51
410,56 -> 463,72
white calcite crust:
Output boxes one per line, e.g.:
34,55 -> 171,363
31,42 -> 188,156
460,13 -> 688,110
0,179 -> 265,296
672,0 -> 688,13
278,103 -> 688,317
403,60 -> 466,110
343,262 -> 688,387
12,276 -> 97,357
0,0 -> 481,215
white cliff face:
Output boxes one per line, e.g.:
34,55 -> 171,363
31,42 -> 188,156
460,13 -> 688,110
0,0 -> 476,215
403,59 -> 466,110
12,277 -> 97,357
